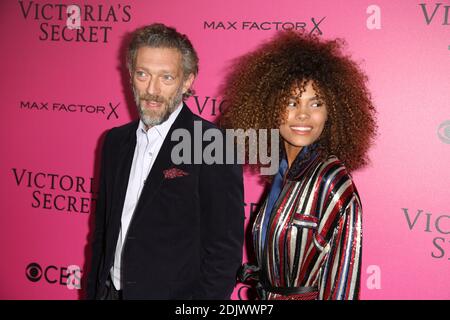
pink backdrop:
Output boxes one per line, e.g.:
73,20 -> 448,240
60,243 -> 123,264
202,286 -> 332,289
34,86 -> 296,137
0,0 -> 449,300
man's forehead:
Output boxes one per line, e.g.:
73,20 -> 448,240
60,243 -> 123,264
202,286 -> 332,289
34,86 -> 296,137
136,46 -> 182,57
135,46 -> 183,69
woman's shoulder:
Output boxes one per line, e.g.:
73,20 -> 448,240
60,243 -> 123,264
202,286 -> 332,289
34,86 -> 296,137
311,155 -> 362,216
316,154 -> 349,175
316,155 -> 358,192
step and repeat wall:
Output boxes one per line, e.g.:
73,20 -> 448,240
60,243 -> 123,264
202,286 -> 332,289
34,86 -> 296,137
0,0 -> 448,299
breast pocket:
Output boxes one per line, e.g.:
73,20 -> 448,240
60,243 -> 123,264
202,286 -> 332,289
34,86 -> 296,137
291,213 -> 330,253
291,213 -> 319,229
157,172 -> 199,227
159,173 -> 198,198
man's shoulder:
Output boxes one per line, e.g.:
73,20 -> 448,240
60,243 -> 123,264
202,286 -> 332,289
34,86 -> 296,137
188,111 -> 221,132
106,120 -> 139,140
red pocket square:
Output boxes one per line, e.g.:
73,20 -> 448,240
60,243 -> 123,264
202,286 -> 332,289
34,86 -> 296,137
163,167 -> 189,179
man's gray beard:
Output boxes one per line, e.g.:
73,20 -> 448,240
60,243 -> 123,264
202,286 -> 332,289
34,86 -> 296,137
133,86 -> 183,128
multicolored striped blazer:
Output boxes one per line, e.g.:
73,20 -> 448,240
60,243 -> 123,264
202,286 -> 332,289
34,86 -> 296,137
252,154 -> 362,300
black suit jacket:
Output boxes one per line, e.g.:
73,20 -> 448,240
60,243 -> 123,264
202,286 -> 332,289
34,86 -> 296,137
87,104 -> 244,299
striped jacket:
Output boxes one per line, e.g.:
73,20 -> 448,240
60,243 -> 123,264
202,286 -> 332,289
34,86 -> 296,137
252,154 -> 362,300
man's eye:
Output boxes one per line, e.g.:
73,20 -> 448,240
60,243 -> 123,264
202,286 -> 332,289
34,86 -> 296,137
311,102 -> 323,108
163,75 -> 174,81
136,71 -> 146,77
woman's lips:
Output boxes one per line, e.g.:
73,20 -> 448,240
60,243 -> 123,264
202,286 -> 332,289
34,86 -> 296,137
290,126 -> 313,135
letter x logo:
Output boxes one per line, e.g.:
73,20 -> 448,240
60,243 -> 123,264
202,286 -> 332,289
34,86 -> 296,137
311,17 -> 326,35
107,102 -> 119,120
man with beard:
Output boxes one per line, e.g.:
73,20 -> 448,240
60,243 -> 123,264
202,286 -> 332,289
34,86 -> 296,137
86,23 -> 244,300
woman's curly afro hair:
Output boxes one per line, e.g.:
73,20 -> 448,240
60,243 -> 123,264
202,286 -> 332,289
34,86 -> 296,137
221,30 -> 377,172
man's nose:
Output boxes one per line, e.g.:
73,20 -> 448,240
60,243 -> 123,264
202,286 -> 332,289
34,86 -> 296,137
146,77 -> 160,95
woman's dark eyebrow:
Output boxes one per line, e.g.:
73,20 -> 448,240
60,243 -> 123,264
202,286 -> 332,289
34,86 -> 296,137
289,94 -> 320,101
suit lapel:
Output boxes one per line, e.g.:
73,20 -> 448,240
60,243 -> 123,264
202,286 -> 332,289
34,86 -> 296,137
133,104 -> 194,215
109,121 -> 138,227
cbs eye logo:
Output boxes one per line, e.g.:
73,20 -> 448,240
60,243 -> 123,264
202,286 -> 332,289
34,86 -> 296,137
437,120 -> 450,144
25,262 -> 82,289
26,263 -> 43,282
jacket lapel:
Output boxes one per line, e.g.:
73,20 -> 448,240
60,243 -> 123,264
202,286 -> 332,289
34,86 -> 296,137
108,121 -> 138,227
133,104 -> 194,215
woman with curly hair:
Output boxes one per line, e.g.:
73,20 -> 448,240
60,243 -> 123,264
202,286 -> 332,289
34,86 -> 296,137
222,31 -> 376,300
